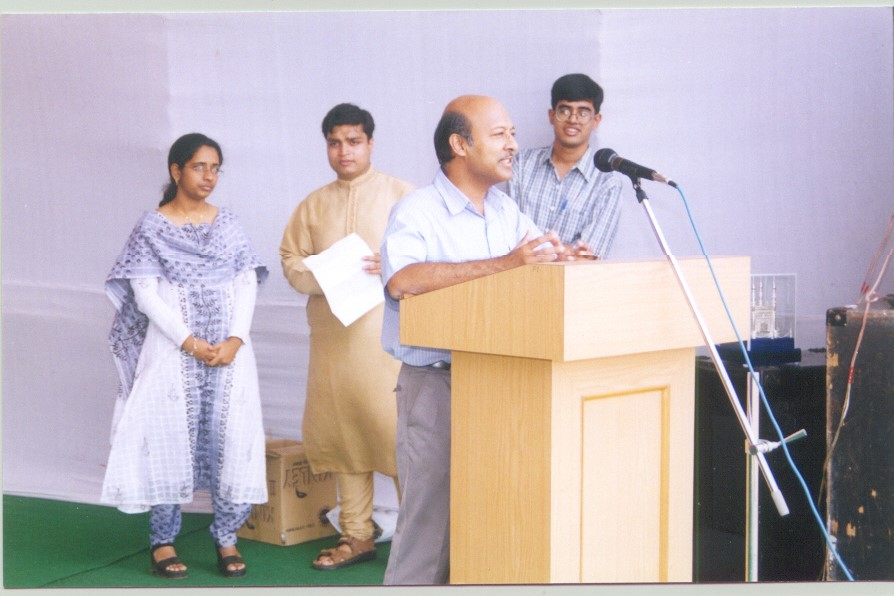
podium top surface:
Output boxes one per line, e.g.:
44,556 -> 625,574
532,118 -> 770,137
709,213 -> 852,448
399,256 -> 750,362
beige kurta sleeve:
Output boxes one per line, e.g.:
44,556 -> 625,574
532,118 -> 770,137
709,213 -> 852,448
280,199 -> 324,296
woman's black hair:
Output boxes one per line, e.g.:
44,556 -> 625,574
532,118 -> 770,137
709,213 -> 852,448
159,133 -> 223,207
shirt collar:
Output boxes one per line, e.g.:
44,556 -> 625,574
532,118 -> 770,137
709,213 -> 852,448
433,169 -> 505,217
334,165 -> 377,189
547,145 -> 596,182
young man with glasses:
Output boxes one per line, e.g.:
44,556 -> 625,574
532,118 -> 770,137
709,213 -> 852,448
508,73 -> 623,259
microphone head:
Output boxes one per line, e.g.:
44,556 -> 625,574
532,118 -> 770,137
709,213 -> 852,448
594,148 -> 618,173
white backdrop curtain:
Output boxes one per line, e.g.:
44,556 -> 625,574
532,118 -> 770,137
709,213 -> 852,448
2,8 -> 892,511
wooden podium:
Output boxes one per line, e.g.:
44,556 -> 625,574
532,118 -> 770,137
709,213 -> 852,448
399,257 -> 750,584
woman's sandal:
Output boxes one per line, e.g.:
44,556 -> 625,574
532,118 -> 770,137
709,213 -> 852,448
311,535 -> 377,571
216,545 -> 247,578
150,543 -> 188,579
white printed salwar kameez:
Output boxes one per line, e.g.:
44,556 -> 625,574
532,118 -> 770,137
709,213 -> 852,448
101,209 -> 268,522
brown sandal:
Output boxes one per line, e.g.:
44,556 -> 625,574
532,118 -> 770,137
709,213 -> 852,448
311,535 -> 376,570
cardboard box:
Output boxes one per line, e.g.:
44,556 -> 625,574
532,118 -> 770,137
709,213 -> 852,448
237,439 -> 338,546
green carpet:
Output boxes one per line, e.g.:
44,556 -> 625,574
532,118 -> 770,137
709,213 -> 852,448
3,494 -> 389,588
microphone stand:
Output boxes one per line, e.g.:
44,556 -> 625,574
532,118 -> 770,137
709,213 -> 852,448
627,175 -> 791,580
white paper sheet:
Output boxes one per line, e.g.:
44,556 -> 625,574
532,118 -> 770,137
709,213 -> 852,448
302,233 -> 385,327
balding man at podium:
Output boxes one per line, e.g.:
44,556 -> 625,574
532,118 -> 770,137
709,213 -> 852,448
379,95 -> 585,585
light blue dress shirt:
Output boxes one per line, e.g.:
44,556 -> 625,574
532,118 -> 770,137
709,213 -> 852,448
381,169 -> 541,366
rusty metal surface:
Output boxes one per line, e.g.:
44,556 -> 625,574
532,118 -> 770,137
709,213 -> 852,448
826,306 -> 894,580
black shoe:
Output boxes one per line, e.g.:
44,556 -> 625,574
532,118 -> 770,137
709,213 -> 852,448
150,543 -> 188,579
216,546 -> 247,578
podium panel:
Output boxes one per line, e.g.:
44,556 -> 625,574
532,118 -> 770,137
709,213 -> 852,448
451,348 -> 695,584
401,258 -> 751,362
450,353 -> 552,583
581,387 -> 665,581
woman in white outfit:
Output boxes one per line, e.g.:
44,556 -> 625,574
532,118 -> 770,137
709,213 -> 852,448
102,133 -> 267,579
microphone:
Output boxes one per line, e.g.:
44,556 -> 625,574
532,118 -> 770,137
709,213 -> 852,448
594,148 -> 675,187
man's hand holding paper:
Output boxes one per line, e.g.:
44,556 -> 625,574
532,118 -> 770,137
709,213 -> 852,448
302,233 -> 385,326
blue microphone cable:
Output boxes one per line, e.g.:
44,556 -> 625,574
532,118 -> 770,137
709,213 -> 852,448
671,182 -> 855,581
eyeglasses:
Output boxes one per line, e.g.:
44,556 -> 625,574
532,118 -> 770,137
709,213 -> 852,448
189,164 -> 222,176
554,105 -> 595,123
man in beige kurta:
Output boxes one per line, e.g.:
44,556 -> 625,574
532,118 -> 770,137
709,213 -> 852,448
280,103 -> 413,570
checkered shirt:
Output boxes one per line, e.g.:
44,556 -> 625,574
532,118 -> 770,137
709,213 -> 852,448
508,145 -> 623,258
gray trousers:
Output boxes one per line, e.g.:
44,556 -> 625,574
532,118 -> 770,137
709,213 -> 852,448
383,363 -> 451,585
